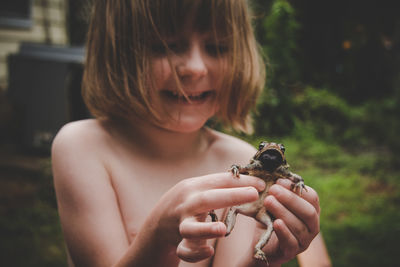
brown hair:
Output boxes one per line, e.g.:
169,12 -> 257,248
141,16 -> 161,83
82,0 -> 265,133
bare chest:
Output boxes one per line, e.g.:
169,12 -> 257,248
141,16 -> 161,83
107,153 -> 228,244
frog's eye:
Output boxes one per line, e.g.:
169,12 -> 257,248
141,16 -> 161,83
258,142 -> 266,150
279,144 -> 285,153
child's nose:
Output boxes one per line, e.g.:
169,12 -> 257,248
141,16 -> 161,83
176,45 -> 207,80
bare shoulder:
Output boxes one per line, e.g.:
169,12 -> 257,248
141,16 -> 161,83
51,119 -> 113,161
52,119 -> 106,149
205,128 -> 257,165
51,119 -> 110,185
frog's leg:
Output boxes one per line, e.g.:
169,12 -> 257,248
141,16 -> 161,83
229,165 -> 242,177
253,207 -> 274,264
224,207 -> 238,236
229,160 -> 263,177
224,202 -> 259,236
289,173 -> 307,195
208,210 -> 218,222
275,166 -> 307,195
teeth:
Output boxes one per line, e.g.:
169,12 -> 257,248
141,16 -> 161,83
188,92 -> 203,97
163,90 -> 213,102
169,91 -> 207,98
171,91 -> 205,97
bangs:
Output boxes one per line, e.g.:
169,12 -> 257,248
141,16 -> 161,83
147,0 -> 231,40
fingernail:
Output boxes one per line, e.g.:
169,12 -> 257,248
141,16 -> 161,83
277,178 -> 290,187
269,184 -> 282,195
244,187 -> 258,198
245,186 -> 257,193
264,195 -> 278,208
257,180 -> 266,190
213,222 -> 226,235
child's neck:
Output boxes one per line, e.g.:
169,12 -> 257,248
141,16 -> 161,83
105,118 -> 211,162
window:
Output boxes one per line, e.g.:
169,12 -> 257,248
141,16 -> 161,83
0,0 -> 33,29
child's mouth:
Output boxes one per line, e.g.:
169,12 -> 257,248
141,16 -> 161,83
161,90 -> 215,104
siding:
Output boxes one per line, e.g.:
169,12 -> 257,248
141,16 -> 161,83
0,0 -> 68,90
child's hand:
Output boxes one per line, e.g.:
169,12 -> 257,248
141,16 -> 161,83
256,178 -> 320,266
154,172 -> 266,263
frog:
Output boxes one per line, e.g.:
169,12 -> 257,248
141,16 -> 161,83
209,141 -> 306,265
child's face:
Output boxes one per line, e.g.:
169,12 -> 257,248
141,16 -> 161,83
149,31 -> 228,133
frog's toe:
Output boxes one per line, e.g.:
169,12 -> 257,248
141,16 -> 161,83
291,181 -> 307,195
254,249 -> 269,264
229,165 -> 240,178
208,210 -> 218,222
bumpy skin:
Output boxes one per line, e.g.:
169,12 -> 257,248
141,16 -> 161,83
210,141 -> 306,265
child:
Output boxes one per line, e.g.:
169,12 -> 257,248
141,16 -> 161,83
52,0 -> 330,266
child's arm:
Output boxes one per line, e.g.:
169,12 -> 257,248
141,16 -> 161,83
52,124 -> 267,266
52,125 -> 131,266
297,233 -> 332,267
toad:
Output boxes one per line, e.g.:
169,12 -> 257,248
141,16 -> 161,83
210,141 -> 306,264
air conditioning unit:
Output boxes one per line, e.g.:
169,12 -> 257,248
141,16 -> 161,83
7,42 -> 90,151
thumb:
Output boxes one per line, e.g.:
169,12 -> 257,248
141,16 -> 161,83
177,238 -> 214,263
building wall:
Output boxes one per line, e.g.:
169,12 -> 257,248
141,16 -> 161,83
0,0 -> 68,91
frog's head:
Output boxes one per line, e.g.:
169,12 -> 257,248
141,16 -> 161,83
253,141 -> 286,172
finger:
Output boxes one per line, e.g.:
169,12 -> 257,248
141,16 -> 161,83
185,186 -> 259,214
276,179 -> 320,214
188,172 -> 266,192
273,219 -> 302,259
264,194 -> 314,248
180,218 -> 226,239
176,239 -> 214,263
267,184 -> 320,235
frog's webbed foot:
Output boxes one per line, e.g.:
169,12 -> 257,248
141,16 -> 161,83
229,164 -> 241,178
290,174 -> 308,196
254,249 -> 269,265
224,207 -> 238,236
208,210 -> 218,222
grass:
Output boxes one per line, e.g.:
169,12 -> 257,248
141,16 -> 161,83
0,158 -> 67,267
1,134 -> 399,266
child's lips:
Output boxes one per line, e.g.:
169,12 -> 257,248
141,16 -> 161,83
161,90 -> 215,104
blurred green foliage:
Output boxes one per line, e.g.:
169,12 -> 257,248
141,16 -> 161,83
250,0 -> 400,266
253,0 -> 400,164
255,0 -> 301,135
0,160 -> 67,267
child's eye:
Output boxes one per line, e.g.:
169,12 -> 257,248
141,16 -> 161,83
167,43 -> 186,53
150,43 -> 168,55
205,44 -> 229,57
150,42 -> 186,55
